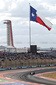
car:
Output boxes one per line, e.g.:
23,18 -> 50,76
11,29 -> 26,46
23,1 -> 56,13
30,71 -> 35,75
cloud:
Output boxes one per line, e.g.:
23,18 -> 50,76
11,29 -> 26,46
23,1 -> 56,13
0,0 -> 5,9
0,0 -> 56,48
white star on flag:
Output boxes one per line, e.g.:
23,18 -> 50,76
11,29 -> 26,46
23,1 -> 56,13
32,13 -> 34,17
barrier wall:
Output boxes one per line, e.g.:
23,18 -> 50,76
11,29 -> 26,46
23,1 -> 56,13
0,64 -> 56,71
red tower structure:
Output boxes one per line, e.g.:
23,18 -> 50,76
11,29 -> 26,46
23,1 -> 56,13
4,20 -> 14,47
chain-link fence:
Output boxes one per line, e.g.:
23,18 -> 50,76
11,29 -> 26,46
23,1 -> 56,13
1,58 -> 56,68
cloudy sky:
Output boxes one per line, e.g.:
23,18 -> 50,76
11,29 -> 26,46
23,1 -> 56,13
0,0 -> 56,48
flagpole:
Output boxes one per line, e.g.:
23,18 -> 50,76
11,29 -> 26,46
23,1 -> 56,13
29,3 -> 31,47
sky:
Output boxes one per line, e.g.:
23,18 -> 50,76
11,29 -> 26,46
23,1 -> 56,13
0,0 -> 56,48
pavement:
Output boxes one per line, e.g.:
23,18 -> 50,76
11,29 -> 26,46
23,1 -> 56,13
0,68 -> 41,85
0,67 -> 56,85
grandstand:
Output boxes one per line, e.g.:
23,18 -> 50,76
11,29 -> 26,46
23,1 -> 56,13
0,50 -> 56,68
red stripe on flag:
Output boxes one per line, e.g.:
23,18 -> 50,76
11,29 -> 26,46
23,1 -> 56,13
36,17 -> 51,31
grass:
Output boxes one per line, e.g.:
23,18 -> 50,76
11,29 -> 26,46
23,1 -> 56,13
0,78 -> 14,82
42,72 -> 56,79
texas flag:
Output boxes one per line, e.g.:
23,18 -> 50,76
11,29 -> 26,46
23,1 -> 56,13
30,6 -> 53,30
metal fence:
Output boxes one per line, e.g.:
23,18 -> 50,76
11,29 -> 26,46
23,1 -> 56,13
1,58 -> 56,68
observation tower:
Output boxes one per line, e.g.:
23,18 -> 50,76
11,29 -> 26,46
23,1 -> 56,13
4,20 -> 14,47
